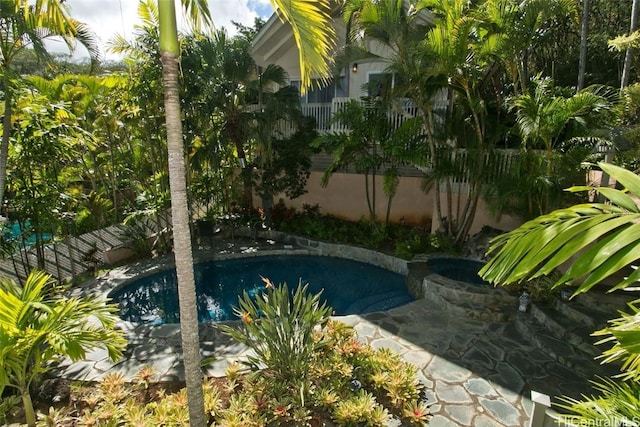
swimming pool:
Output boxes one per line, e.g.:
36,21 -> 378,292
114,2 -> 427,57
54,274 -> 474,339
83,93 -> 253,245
109,255 -> 413,324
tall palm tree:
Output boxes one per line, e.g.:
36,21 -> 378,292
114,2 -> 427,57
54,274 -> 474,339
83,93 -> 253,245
157,1 -> 334,425
621,0 -> 640,91
344,0 -> 504,242
577,0 -> 590,90
0,0 -> 99,210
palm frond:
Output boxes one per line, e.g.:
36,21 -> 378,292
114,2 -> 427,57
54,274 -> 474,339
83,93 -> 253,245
609,30 -> 640,52
481,163 -> 640,297
556,376 -> 640,424
271,0 -> 336,92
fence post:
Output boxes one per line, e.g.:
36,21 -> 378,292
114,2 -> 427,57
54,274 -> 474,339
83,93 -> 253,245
530,390 -> 551,427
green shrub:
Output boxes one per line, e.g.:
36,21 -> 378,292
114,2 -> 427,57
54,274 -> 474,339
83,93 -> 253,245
217,281 -> 332,390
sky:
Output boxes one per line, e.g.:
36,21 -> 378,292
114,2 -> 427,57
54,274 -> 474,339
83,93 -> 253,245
49,0 -> 274,61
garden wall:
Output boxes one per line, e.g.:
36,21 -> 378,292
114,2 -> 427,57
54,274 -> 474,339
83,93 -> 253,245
266,171 -> 523,235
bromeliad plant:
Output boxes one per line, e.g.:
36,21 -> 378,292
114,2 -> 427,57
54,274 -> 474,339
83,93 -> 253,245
217,279 -> 430,426
0,270 -> 126,426
480,162 -> 640,424
217,279 -> 332,392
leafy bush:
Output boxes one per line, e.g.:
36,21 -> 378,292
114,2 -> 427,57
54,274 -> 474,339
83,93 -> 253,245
271,200 -> 461,259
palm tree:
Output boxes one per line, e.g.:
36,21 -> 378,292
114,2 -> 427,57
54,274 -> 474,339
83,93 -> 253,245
479,162 -> 640,423
577,0 -> 590,90
0,0 -> 99,210
157,1 -> 334,425
509,77 -> 614,176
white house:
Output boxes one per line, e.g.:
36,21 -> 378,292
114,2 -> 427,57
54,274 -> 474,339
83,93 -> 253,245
249,6 -> 522,234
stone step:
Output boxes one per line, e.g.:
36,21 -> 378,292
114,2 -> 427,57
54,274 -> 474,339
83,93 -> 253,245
344,291 -> 414,314
549,296 -> 612,331
422,273 -> 518,307
514,312 -> 617,379
424,285 -> 516,322
528,302 -> 602,359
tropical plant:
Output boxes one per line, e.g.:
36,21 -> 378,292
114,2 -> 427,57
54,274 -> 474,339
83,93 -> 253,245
0,0 -> 99,210
181,29 -> 303,210
253,117 -> 318,213
217,281 -> 333,388
0,270 -> 126,426
509,77 -> 615,175
7,89 -> 89,269
342,0 -> 538,242
318,97 -> 428,224
479,162 -> 640,423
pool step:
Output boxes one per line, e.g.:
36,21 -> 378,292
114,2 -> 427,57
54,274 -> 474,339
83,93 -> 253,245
345,291 -> 414,314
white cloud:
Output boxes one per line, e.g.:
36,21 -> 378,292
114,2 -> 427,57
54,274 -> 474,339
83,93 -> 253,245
50,0 -> 273,61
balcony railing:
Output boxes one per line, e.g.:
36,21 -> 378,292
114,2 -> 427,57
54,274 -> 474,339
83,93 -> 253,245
265,93 -> 448,136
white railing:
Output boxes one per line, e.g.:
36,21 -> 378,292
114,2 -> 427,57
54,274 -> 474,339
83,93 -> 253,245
302,103 -> 333,132
249,92 -> 448,136
329,97 -> 432,133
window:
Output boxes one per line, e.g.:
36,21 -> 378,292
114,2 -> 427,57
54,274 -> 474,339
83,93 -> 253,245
290,78 -> 344,103
367,73 -> 393,98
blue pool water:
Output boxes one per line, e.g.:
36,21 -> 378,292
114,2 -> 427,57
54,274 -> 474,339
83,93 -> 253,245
425,256 -> 489,286
110,255 -> 412,324
2,220 -> 52,249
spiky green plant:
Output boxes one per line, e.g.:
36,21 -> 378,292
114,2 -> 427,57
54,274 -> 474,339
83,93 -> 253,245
217,281 -> 332,390
217,283 -> 429,426
556,377 -> 640,425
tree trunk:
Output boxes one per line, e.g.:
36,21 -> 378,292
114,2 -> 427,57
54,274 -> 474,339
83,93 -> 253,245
0,78 -> 12,211
22,389 -> 36,427
158,1 -> 206,426
577,0 -> 590,91
621,0 -> 640,90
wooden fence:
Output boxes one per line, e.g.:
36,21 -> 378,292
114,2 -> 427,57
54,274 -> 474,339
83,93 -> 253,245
0,217 -> 169,284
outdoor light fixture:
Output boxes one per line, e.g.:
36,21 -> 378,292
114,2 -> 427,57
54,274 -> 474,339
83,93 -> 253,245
352,63 -> 358,73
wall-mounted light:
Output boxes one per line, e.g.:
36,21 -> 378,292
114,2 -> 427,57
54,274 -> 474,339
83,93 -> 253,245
352,63 -> 358,73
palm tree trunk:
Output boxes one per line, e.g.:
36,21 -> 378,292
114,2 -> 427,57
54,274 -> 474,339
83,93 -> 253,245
0,78 -> 12,211
158,1 -> 206,426
577,0 -> 590,91
22,389 -> 36,427
622,0 -> 640,91
417,101 -> 444,231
